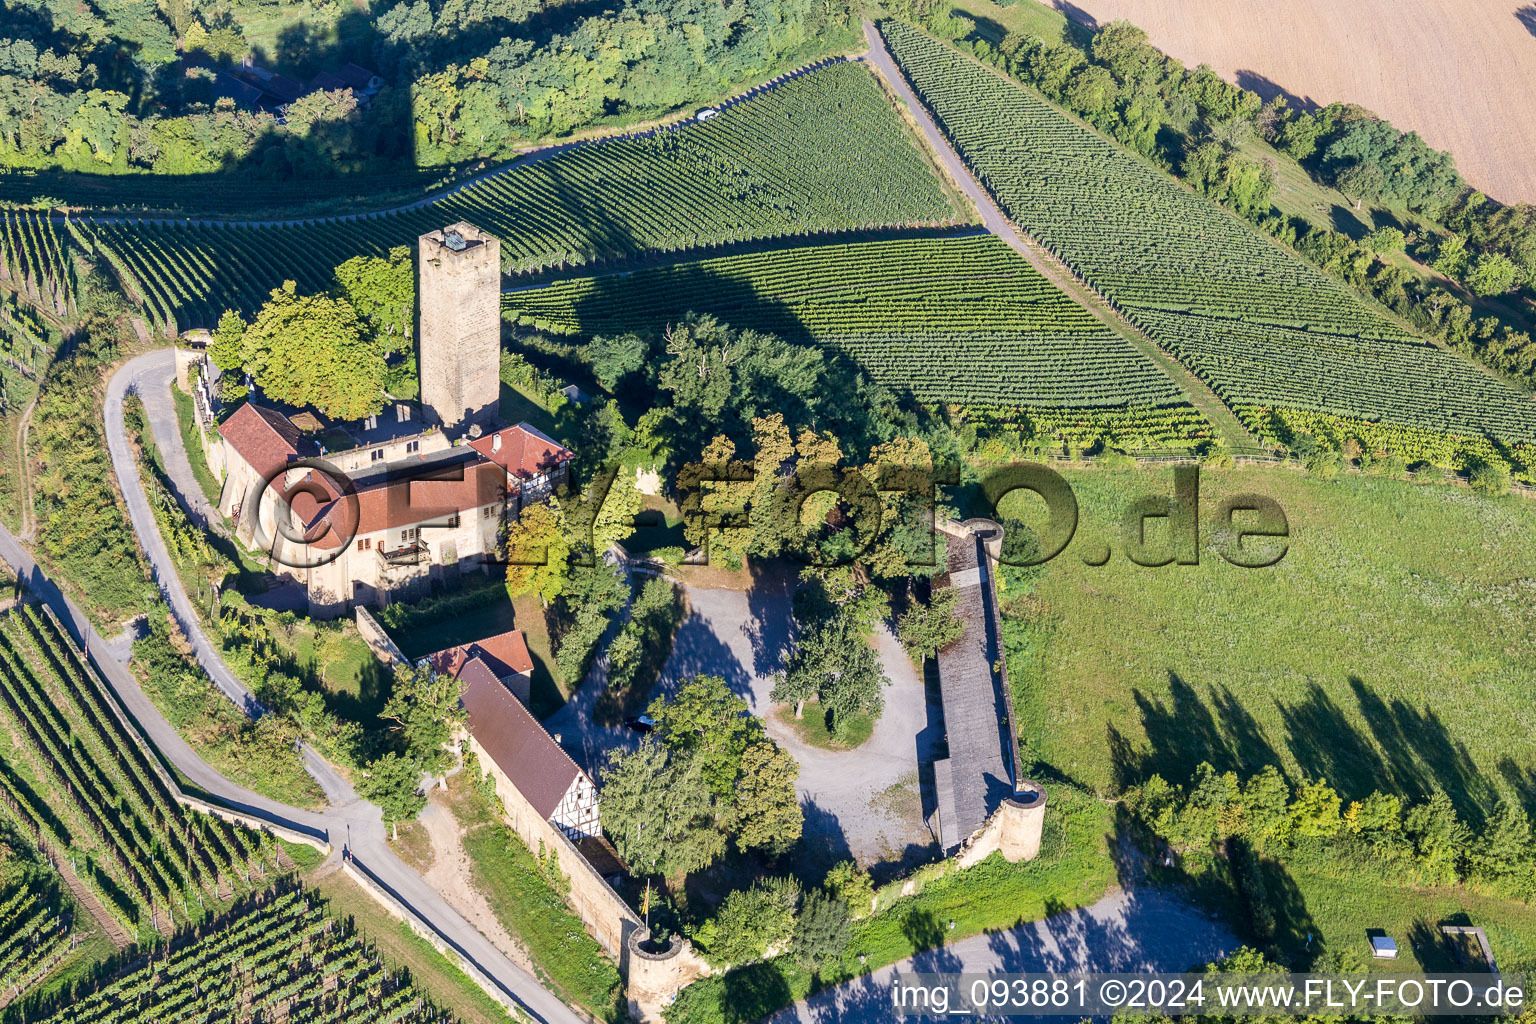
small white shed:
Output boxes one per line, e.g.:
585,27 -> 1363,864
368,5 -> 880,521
1370,935 -> 1398,959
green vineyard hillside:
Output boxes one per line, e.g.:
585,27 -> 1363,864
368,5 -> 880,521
24,883 -> 461,1024
0,868 -> 72,1006
505,234 -> 1208,444
69,62 -> 959,335
879,22 -> 1536,461
0,212 -> 73,318
0,604 -> 277,943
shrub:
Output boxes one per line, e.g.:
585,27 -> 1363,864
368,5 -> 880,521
792,889 -> 851,970
1469,459 -> 1511,496
823,860 -> 876,919
697,876 -> 801,968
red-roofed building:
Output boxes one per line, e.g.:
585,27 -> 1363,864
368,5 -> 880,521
213,401 -> 303,548
211,402 -> 576,616
422,629 -> 534,706
469,423 -> 575,501
461,667 -> 599,841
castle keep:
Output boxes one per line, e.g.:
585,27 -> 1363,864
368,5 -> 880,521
419,222 -> 502,430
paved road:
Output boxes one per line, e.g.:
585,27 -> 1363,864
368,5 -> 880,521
547,567 -> 942,867
859,21 -> 1040,268
2,349 -> 588,1024
771,885 -> 1236,1023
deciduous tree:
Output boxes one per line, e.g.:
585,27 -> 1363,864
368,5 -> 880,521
241,281 -> 387,420
600,740 -> 724,879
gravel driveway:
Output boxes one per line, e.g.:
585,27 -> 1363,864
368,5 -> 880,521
547,564 -> 942,869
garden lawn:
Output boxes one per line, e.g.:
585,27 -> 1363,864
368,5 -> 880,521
449,774 -> 624,1022
1269,846 -> 1536,972
997,465 -> 1536,819
774,702 -> 874,750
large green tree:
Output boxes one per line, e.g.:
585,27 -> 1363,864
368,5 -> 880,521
896,585 -> 964,661
334,247 -> 415,351
504,501 -> 571,603
358,752 -> 426,841
381,662 -> 465,770
241,281 -> 387,420
773,587 -> 890,740
730,740 -> 801,854
647,675 -> 756,794
600,740 -> 724,879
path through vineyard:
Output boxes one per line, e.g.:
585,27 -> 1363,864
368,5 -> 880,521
40,821 -> 131,948
13,394 -> 34,542
860,20 -> 1256,449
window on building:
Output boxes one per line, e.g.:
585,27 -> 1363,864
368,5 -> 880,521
358,537 -> 371,551
406,440 -> 420,454
401,528 -> 417,543
447,513 -> 460,529
371,448 -> 384,462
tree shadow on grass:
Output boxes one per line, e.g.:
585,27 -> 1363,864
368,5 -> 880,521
1111,672 -> 1282,791
1517,5 -> 1536,38
1113,671 -> 1514,827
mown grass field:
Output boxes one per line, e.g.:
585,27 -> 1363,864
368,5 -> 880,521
1270,845 -> 1536,971
998,466 -> 1536,821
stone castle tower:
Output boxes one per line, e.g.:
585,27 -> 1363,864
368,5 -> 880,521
419,222 -> 501,431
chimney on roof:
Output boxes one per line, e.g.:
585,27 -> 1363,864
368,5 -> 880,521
492,431 -> 502,453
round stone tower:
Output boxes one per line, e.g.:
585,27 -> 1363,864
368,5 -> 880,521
999,780 -> 1048,862
625,928 -> 710,1024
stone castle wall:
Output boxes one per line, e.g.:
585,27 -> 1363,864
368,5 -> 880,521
463,730 -> 642,958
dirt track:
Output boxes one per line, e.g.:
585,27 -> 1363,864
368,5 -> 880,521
1059,0 -> 1536,204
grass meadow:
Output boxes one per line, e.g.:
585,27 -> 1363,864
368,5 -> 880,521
996,465 -> 1536,825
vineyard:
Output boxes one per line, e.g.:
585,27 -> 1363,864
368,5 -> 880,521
879,22 -> 1536,451
0,164 -> 472,217
22,883 -> 460,1024
69,61 -> 960,335
0,213 -> 73,319
0,604 -> 274,942
0,870 -> 72,1007
504,235 -> 1201,426
0,295 -> 55,414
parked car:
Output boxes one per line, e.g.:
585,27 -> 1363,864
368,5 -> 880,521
623,714 -> 656,734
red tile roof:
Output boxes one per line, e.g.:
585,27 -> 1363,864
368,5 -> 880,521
461,670 -> 582,819
470,423 -> 573,481
425,629 -> 534,680
218,402 -> 301,481
298,458 -> 506,550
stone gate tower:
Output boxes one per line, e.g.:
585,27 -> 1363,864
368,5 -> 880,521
419,222 -> 501,431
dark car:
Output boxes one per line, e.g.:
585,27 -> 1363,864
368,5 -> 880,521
623,714 -> 656,734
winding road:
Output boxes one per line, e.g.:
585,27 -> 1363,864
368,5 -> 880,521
0,34 -> 1265,1018
0,348 -> 588,1024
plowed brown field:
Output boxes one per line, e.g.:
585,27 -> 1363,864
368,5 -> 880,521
1060,0 -> 1536,203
